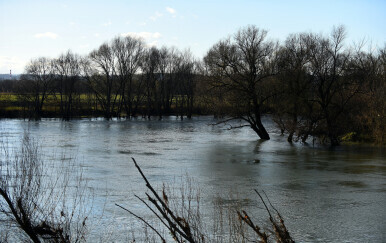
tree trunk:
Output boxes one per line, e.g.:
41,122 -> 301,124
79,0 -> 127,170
287,132 -> 294,143
251,122 -> 270,140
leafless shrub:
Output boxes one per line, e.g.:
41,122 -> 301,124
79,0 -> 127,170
0,134 -> 91,242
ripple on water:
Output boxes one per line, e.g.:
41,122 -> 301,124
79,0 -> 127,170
140,152 -> 162,156
337,180 -> 367,188
118,150 -> 133,154
1,117 -> 385,243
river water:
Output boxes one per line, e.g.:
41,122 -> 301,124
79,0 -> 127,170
1,116 -> 385,242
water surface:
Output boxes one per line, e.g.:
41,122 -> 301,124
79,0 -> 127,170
1,117 -> 385,242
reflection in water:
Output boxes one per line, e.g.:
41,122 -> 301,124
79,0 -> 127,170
0,117 -> 385,242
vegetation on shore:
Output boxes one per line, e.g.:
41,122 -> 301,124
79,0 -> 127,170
0,25 -> 384,145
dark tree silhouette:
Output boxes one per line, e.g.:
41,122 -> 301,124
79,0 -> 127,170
274,33 -> 313,142
18,57 -> 55,119
112,36 -> 145,117
87,43 -> 119,119
204,25 -> 277,140
53,51 -> 83,120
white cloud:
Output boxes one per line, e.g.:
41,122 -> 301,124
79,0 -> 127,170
102,21 -> 112,26
166,7 -> 176,14
94,33 -> 100,37
150,11 -> 163,21
69,22 -> 76,26
34,32 -> 58,39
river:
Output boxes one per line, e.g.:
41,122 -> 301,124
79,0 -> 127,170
1,116 -> 385,242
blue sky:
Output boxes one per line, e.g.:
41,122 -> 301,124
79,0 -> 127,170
0,0 -> 385,74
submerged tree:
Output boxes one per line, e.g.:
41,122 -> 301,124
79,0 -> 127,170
85,36 -> 146,118
5,24 -> 385,144
273,26 -> 375,145
204,25 -> 277,140
174,50 -> 199,119
87,42 -> 119,119
157,47 -> 178,117
274,33 -> 313,142
53,51 -> 83,120
112,36 -> 145,117
346,44 -> 386,144
141,47 -> 161,118
306,26 -> 361,145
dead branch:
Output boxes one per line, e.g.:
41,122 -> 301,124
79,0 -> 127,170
115,203 -> 166,243
118,158 -> 197,243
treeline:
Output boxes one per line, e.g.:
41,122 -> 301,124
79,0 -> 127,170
204,26 -> 385,145
1,43 -> 200,120
0,25 -> 384,145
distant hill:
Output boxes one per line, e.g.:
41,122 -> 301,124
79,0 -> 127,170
0,74 -> 20,80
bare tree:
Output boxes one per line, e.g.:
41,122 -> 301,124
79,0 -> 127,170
307,25 -> 359,145
53,51 -> 83,120
345,43 -> 386,144
112,36 -> 145,117
157,47 -> 175,118
140,47 -> 161,118
88,43 -> 119,119
274,33 -> 313,142
204,25 -> 277,140
18,57 -> 55,119
175,50 -> 199,119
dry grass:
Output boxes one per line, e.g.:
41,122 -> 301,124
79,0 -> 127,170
0,134 -> 91,242
118,158 -> 295,243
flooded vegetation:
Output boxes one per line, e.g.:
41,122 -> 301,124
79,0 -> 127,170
1,25 -> 385,146
0,12 -> 385,241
